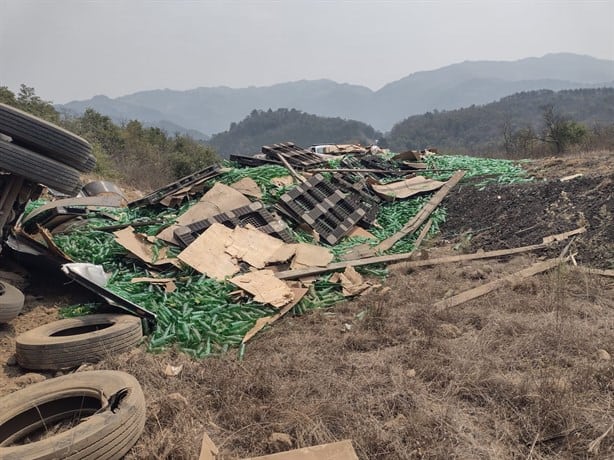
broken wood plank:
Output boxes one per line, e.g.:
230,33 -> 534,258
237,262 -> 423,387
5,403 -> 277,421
342,170 -> 465,259
276,152 -> 307,183
542,227 -> 586,244
275,227 -> 584,280
306,168 -> 405,174
276,241 -> 547,280
373,170 -> 465,252
573,266 -> 614,278
433,257 -> 569,311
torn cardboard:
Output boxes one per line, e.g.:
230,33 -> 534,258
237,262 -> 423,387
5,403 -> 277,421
178,223 -> 239,281
157,182 -> 251,243
346,227 -> 377,240
131,277 -> 177,292
290,243 -> 333,270
242,440 -> 358,460
371,176 -> 445,201
230,270 -> 294,307
114,226 -> 176,266
330,266 -> 374,297
242,287 -> 308,343
230,177 -> 263,199
270,176 -> 294,187
225,226 -> 288,269
199,432 -> 220,460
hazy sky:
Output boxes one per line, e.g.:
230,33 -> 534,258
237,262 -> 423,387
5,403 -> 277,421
1,0 -> 613,103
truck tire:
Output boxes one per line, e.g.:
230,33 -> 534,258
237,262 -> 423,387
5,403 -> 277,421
16,314 -> 143,371
0,282 -> 25,323
0,139 -> 81,195
0,103 -> 93,171
0,370 -> 146,460
84,154 -> 97,172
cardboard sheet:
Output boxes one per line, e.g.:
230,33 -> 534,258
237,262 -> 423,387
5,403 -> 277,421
371,176 -> 445,201
230,177 -> 263,198
199,432 -> 220,460
114,226 -> 176,265
242,287 -> 308,343
270,176 -> 294,187
157,183 -> 251,243
330,266 -> 372,296
177,223 -> 239,281
225,226 -> 288,269
242,440 -> 359,460
230,269 -> 294,307
290,243 -> 333,270
346,227 -> 377,240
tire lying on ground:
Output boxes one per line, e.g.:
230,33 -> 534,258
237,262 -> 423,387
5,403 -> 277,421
0,370 -> 146,460
16,314 -> 143,371
0,103 -> 93,172
0,139 -> 82,195
0,281 -> 25,323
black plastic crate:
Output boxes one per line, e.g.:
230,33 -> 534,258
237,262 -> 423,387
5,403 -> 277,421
128,164 -> 221,208
277,174 -> 371,245
262,142 -> 325,168
174,202 -> 295,248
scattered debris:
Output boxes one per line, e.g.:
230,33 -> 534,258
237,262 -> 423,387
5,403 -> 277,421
12,140 -> 585,355
199,432 -> 220,460
371,176 -> 445,201
243,440 -> 359,460
230,270 -> 294,308
164,363 -> 184,377
278,174 -> 370,245
128,164 -> 221,208
433,256 -> 570,311
178,223 -> 240,281
230,177 -> 263,199
158,182 -> 251,244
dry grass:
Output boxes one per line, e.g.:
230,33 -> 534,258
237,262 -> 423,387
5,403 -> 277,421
86,256 -> 614,459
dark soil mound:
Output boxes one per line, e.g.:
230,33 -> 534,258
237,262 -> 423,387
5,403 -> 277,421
441,174 -> 614,268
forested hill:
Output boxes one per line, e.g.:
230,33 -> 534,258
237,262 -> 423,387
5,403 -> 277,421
387,87 -> 614,153
207,108 -> 382,156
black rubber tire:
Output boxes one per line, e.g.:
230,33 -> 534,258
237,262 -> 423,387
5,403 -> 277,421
0,139 -> 81,195
16,314 -> 143,371
83,154 -> 97,173
0,282 -> 25,323
0,370 -> 146,460
0,103 -> 92,171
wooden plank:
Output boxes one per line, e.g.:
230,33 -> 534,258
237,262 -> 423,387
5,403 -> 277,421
275,227 -> 584,280
433,257 -> 568,311
573,266 -> 614,278
276,152 -> 307,183
342,170 -> 465,259
276,241 -> 547,280
374,170 -> 465,252
542,227 -> 586,244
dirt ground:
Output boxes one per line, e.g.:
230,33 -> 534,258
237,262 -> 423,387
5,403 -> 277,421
1,150 -> 613,459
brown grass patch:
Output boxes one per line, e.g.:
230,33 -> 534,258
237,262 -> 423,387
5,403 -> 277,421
75,256 -> 613,459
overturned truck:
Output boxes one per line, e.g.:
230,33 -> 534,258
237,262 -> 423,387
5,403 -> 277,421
0,103 -> 95,322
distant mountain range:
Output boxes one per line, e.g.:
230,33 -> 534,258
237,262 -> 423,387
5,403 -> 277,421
58,53 -> 614,137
